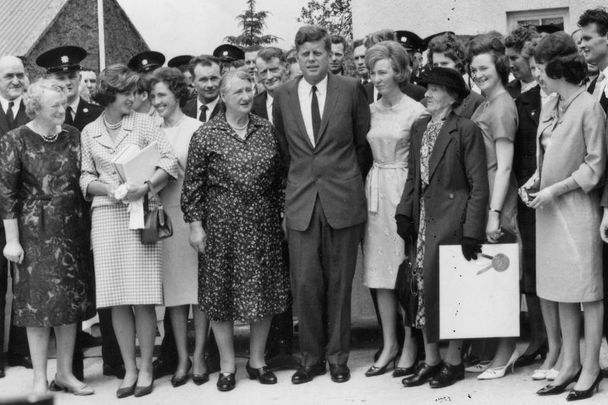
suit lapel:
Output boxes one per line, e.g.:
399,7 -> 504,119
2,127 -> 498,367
317,74 -> 338,143
287,78 -> 313,149
519,86 -> 541,126
90,118 -> 114,149
428,114 -> 457,181
0,104 -> 8,134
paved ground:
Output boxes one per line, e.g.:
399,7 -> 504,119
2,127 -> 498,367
2,331 -> 608,405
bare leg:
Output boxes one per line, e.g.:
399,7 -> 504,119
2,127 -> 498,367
54,323 -> 86,387
573,300 -> 603,390
168,305 -> 190,378
249,317 -> 272,368
539,298 -> 560,370
112,306 -> 137,389
551,302 -> 582,386
488,337 -> 517,368
192,306 -> 208,375
373,289 -> 399,367
211,321 -> 235,373
397,325 -> 418,369
133,305 -> 157,387
26,327 -> 50,394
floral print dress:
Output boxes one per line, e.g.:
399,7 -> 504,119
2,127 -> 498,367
0,125 -> 94,327
181,113 -> 291,322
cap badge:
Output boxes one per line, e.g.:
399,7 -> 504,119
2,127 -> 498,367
401,36 -> 407,42
83,108 -> 89,113
61,55 -> 69,63
223,51 -> 228,56
142,59 -> 148,65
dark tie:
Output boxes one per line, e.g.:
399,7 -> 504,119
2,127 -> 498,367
65,106 -> 74,126
6,101 -> 15,129
311,85 -> 321,142
198,105 -> 208,122
377,92 -> 382,101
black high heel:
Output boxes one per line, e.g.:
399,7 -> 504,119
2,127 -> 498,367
514,341 -> 548,367
365,353 -> 398,377
537,368 -> 582,396
566,372 -> 603,401
171,358 -> 192,388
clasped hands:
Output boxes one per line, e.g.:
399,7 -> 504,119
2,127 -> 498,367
106,183 -> 149,203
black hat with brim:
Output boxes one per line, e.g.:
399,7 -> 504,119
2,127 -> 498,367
422,31 -> 456,52
418,67 -> 469,100
36,46 -> 87,73
395,30 -> 424,53
535,24 -> 561,34
128,51 -> 165,73
168,55 -> 194,68
213,44 -> 244,63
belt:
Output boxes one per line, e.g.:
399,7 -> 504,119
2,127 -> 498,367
368,161 -> 407,214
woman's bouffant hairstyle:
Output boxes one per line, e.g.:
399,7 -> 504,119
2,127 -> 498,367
466,32 -> 510,86
364,29 -> 396,49
92,64 -> 139,107
295,25 -> 331,53
533,32 -> 587,85
427,32 -> 467,74
504,26 -> 539,53
23,79 -> 67,118
365,41 -> 410,83
149,67 -> 190,107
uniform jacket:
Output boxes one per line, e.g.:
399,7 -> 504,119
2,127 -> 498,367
72,97 -> 103,132
272,73 -> 372,231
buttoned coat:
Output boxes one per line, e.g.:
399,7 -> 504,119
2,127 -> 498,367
396,112 -> 489,342
272,73 -> 372,231
72,97 -> 103,132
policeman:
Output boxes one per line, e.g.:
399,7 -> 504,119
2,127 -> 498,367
212,44 -> 245,74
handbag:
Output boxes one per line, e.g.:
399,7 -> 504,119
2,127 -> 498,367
141,180 -> 173,244
395,242 -> 418,326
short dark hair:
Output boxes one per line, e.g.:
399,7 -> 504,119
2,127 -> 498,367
295,25 -> 331,53
92,64 -> 139,106
330,34 -> 348,52
533,32 -> 587,84
352,38 -> 365,49
135,75 -> 151,95
427,32 -> 467,74
466,33 -> 510,86
188,55 -> 220,77
257,47 -> 285,63
149,67 -> 190,107
505,26 -> 539,52
578,8 -> 608,36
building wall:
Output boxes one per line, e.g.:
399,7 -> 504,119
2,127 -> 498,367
352,0 -> 605,39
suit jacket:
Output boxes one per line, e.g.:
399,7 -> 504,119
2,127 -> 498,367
506,79 -> 522,99
395,112 -> 488,343
513,85 -> 541,186
73,98 -> 103,132
273,73 -> 372,231
363,81 -> 426,104
251,91 -> 268,119
587,76 -> 608,113
0,99 -> 29,135
454,91 -> 484,120
183,97 -> 224,121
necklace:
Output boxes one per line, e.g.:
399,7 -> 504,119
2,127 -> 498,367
229,120 -> 249,131
40,131 -> 60,143
103,116 -> 122,130
30,123 -> 60,143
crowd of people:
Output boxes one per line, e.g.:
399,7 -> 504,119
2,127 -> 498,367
2,6 -> 608,402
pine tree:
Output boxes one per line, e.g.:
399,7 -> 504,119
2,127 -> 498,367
298,0 -> 352,40
224,0 -> 279,47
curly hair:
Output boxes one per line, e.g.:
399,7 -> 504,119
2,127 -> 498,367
23,79 -> 67,118
365,41 -> 410,83
466,32 -> 510,86
505,26 -> 539,52
149,67 -> 190,107
533,32 -> 587,84
578,8 -> 608,36
92,64 -> 139,107
427,32 -> 467,74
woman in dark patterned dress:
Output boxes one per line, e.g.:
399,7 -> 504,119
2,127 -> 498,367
0,79 -> 94,395
182,70 -> 290,392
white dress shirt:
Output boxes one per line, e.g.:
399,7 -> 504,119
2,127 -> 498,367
298,75 -> 328,147
520,80 -> 537,94
593,66 -> 608,101
0,95 -> 21,117
266,93 -> 274,125
196,96 -> 220,122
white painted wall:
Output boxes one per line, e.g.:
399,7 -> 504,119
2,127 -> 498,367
352,0 -> 606,39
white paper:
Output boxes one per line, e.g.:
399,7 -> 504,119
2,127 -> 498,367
128,198 -> 145,229
439,243 -> 520,339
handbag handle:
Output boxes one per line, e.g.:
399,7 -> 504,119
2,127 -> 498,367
145,180 -> 161,203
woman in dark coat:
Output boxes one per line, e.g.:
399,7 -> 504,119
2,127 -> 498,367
395,67 -> 489,388
0,79 -> 94,395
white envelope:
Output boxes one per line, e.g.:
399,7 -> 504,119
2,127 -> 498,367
439,243 -> 520,340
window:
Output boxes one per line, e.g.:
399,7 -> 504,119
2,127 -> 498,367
506,7 -> 568,32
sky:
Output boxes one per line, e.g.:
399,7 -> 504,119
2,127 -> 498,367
116,0 -> 304,60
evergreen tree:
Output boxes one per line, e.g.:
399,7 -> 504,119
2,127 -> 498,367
225,0 -> 279,47
298,0 -> 352,40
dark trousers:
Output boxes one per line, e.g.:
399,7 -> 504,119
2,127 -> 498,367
289,198 -> 363,367
0,228 -> 29,361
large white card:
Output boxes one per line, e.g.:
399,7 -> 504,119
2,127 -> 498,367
439,243 -> 519,340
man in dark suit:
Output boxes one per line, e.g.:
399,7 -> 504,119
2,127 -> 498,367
273,25 -> 372,384
0,55 -> 31,378
183,55 -> 224,122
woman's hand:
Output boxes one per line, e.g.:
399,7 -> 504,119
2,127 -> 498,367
189,223 -> 207,253
105,183 -> 120,203
3,241 -> 24,264
485,211 -> 503,243
528,187 -> 554,210
124,183 -> 149,202
600,210 -> 608,244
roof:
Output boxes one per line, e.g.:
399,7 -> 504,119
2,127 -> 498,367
0,0 -> 69,56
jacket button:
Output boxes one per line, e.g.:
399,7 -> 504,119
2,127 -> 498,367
449,193 -> 454,199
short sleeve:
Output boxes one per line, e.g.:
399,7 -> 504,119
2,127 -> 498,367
488,95 -> 518,142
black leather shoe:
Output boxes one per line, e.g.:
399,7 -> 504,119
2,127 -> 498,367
133,380 -> 153,397
116,383 -> 135,399
217,372 -> 236,392
192,372 -> 209,385
403,362 -> 442,387
7,354 -> 33,369
330,364 -> 350,383
291,362 -> 326,384
392,365 -> 417,378
514,342 -> 548,367
171,359 -> 192,388
246,361 -> 277,384
566,372 -> 603,401
103,363 -> 126,379
0,365 -> 5,379
152,357 -> 177,379
429,362 -> 465,388
537,368 -> 582,396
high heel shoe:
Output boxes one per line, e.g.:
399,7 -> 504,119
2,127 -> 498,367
537,368 -> 581,396
514,342 -> 548,367
49,376 -> 94,396
477,350 -> 519,380
246,361 -> 277,384
365,354 -> 398,377
171,358 -> 192,387
134,377 -> 154,397
546,368 -> 559,381
566,372 -> 603,401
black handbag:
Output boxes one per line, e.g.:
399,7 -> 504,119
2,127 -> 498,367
141,180 -> 173,244
395,243 -> 418,326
